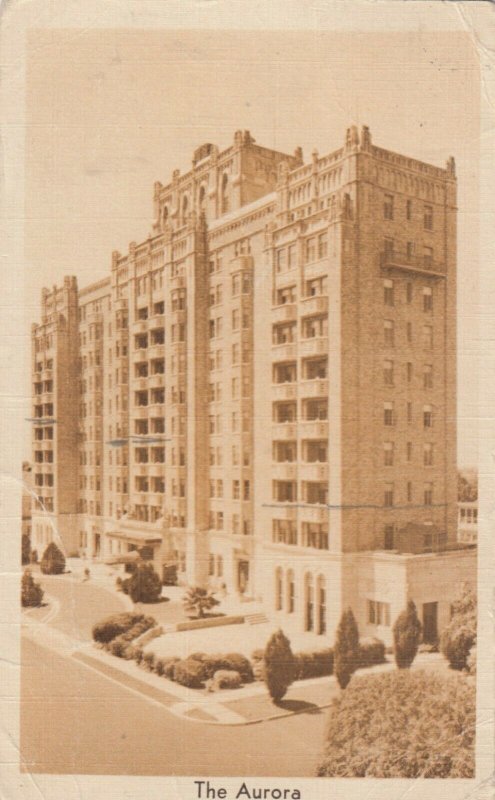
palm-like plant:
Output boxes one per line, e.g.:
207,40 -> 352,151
183,586 -> 220,618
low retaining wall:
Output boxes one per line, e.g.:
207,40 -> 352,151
175,615 -> 245,632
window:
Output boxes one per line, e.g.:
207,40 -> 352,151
423,246 -> 433,267
288,243 -> 297,269
287,570 -> 295,612
304,357 -> 327,380
384,442 -> 394,467
304,573 -> 314,631
423,325 -> 433,349
272,519 -> 297,545
275,568 -> 283,611
384,237 -> 394,257
232,273 -> 241,296
276,248 -> 287,273
304,398 -> 327,421
305,237 -> 316,263
406,441 -> 413,462
305,440 -> 327,463
306,276 -> 327,297
407,482 -> 413,502
317,232 -> 328,259
274,362 -> 297,384
423,364 -> 433,389
384,320 -> 394,347
383,279 -> 394,306
276,285 -> 296,305
274,480 -> 297,502
407,402 -> 413,424
274,402 -> 297,423
367,600 -> 391,626
423,286 -> 433,312
384,194 -> 394,220
424,482 -> 433,506
384,402 -> 394,426
406,282 -> 413,304
407,362 -> 413,383
424,205 -> 433,231
384,525 -> 394,550
273,322 -> 296,345
406,199 -> 412,220
304,482 -> 328,505
407,322 -> 413,343
232,480 -> 240,500
301,523 -> 328,550
274,441 -> 297,463
424,443 -> 433,466
384,483 -> 394,507
423,405 -> 433,428
302,315 -> 328,338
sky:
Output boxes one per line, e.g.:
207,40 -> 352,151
24,29 -> 480,466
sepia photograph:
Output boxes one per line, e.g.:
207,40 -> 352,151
1,4 -> 492,797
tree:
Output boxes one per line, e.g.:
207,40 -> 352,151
40,541 -> 65,575
263,629 -> 296,703
22,533 -> 31,566
333,608 -> 360,689
21,569 -> 44,607
440,583 -> 476,670
127,562 -> 162,603
393,600 -> 422,668
183,586 -> 220,618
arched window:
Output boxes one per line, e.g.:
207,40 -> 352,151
182,194 -> 189,223
317,575 -> 326,634
275,567 -> 283,611
304,573 -> 314,631
287,569 -> 295,613
199,184 -> 206,212
221,173 -> 229,214
162,205 -> 168,227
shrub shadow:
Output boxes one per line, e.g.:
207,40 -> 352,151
275,698 -> 322,715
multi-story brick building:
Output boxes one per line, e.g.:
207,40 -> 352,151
30,126 -> 475,644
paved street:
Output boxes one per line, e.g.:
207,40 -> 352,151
21,573 -> 327,776
21,636 -> 326,776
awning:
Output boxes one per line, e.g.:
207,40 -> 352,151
103,551 -> 141,566
106,530 -> 163,545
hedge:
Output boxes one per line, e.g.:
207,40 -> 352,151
92,612 -> 156,644
317,670 -> 475,778
173,658 -> 207,688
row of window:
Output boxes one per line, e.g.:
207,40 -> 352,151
273,315 -> 328,345
272,520 -> 329,549
274,399 -> 327,423
384,360 -> 433,388
384,279 -> 433,310
383,194 -> 434,229
209,479 -> 251,500
275,277 -> 327,306
275,232 -> 329,274
384,320 -> 433,348
383,482 -> 435,506
273,481 -> 327,504
208,309 -> 251,336
275,569 -> 327,634
209,446 -> 250,467
383,441 -> 434,467
273,440 -> 327,463
384,402 -> 433,427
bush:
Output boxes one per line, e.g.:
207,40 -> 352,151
134,648 -> 144,665
142,651 -> 156,671
127,562 -> 162,603
173,658 -> 207,688
334,608 -> 360,689
154,657 -> 167,676
21,569 -> 44,607
393,601 -> 422,669
295,648 -> 334,680
163,657 -> 180,680
358,637 -> 386,668
109,638 -> 127,658
22,534 -> 31,566
264,629 -> 296,703
183,586 -> 220,618
40,542 -> 65,575
220,653 -> 253,682
317,670 -> 475,778
92,612 -> 156,644
211,670 -> 242,690
441,584 -> 476,671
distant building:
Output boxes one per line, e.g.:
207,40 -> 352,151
458,501 -> 477,544
22,461 -> 33,540
29,126 -> 475,644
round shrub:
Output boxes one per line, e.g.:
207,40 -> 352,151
21,569 -> 44,607
173,658 -> 207,688
163,657 -> 180,680
128,562 -> 162,603
134,647 -> 144,665
317,670 -> 475,778
211,670 -> 242,690
221,653 -> 254,683
264,629 -> 296,703
440,585 -> 476,671
40,542 -> 65,575
109,638 -> 127,658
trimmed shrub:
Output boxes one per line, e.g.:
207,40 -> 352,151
22,533 -> 31,566
441,584 -> 476,671
264,629 -> 296,703
133,647 -> 144,665
211,670 -> 242,690
40,542 -> 65,575
393,601 -> 422,669
21,569 -> 44,607
317,670 -> 475,778
173,658 -> 207,688
358,637 -> 386,668
221,653 -> 253,683
183,586 -> 220,618
154,657 -> 167,676
127,562 -> 162,603
142,651 -> 156,671
334,608 -> 360,689
294,648 -> 334,680
92,612 -> 156,644
109,638 -> 127,658
163,657 -> 180,680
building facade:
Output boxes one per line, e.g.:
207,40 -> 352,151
30,126 -> 475,644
